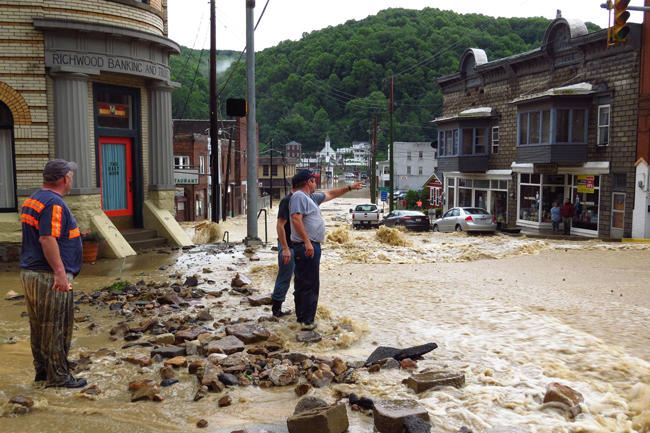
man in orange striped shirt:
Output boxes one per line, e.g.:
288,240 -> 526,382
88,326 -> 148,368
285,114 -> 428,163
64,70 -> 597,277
20,159 -> 86,388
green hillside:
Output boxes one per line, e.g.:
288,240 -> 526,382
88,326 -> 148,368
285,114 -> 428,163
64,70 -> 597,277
170,8 -> 599,153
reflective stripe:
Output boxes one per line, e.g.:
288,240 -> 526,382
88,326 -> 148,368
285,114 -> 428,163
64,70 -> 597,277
51,205 -> 62,238
24,198 -> 45,212
69,227 -> 80,238
21,214 -> 39,229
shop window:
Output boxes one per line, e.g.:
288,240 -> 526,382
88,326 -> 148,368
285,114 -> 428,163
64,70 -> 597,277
491,126 -> 499,154
490,190 -> 508,223
448,178 -> 455,186
519,185 -> 540,221
597,105 -> 610,146
611,192 -> 625,229
96,89 -> 132,129
474,179 -> 490,189
474,190 -> 487,209
459,188 -> 472,207
570,175 -> 600,232
540,174 -> 566,223
447,186 -> 455,208
263,165 -> 269,176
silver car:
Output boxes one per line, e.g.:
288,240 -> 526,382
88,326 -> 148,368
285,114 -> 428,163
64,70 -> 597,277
432,207 -> 497,233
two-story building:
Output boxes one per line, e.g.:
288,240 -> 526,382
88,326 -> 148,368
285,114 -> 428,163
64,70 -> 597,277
258,156 -> 297,200
392,141 -> 438,192
285,140 -> 302,160
434,15 -> 641,238
0,0 -> 192,259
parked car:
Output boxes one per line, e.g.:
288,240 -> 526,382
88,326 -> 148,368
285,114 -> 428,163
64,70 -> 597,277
432,207 -> 497,233
381,210 -> 429,231
350,203 -> 381,228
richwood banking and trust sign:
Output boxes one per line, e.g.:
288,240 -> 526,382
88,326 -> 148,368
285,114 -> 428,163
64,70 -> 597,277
45,51 -> 171,81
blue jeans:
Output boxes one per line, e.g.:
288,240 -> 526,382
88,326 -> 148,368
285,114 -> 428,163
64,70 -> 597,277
293,242 -> 322,324
271,242 -> 294,303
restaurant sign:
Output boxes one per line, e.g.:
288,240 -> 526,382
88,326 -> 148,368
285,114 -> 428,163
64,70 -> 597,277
174,169 -> 199,185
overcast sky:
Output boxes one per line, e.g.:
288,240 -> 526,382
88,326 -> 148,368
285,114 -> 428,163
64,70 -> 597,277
167,0 -> 646,51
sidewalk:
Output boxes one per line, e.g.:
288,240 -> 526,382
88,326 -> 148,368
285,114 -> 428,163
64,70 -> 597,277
501,226 -> 615,242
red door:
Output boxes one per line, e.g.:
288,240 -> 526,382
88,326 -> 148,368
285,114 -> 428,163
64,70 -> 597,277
98,137 -> 133,217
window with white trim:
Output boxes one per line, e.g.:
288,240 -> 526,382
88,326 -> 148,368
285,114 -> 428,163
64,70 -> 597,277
406,166 -> 411,175
418,166 -> 423,175
199,156 -> 205,174
491,126 -> 499,154
597,104 -> 610,146
174,155 -> 190,169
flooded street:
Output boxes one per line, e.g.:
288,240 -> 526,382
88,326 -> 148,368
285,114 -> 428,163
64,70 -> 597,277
0,187 -> 649,433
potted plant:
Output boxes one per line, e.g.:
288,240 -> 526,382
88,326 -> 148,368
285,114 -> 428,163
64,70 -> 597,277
81,230 -> 101,262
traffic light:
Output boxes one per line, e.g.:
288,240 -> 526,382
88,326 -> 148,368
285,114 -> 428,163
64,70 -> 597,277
611,0 -> 631,44
226,98 -> 247,117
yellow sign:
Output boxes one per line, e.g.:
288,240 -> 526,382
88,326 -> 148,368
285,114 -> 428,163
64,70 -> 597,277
577,175 -> 595,193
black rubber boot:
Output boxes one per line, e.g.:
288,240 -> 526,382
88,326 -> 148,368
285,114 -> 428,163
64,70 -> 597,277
272,300 -> 291,317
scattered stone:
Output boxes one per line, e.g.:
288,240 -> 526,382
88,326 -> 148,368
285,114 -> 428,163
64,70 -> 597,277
151,346 -> 186,358
188,361 -> 205,375
296,331 -> 322,343
124,332 -> 142,341
287,403 -> 349,433
197,309 -> 213,322
247,294 -> 272,306
109,302 -> 124,311
174,327 -> 207,344
308,368 -> 335,388
365,347 -> 401,366
349,393 -> 374,410
81,385 -> 101,396
331,358 -> 347,376
201,363 -> 225,392
206,335 -> 245,355
184,276 -> 199,287
218,395 -> 232,407
197,419 -> 208,428
9,396 -> 33,408
160,366 -> 175,380
121,342 -> 153,349
403,371 -> 465,393
231,273 -> 252,287
226,323 -> 271,344
294,396 -> 329,415
382,358 -> 401,369
400,359 -> 418,370
164,356 -> 188,368
368,364 -> 381,373
218,373 -> 239,386
160,378 -> 179,387
269,364 -> 300,386
295,383 -> 311,396
365,343 -> 437,366
249,255 -> 261,262
373,399 -> 429,433
278,352 -> 310,363
543,382 -> 583,417
194,386 -> 209,401
130,381 -> 163,402
153,333 -> 176,345
122,354 -> 152,367
403,414 -> 432,433
5,290 -> 24,301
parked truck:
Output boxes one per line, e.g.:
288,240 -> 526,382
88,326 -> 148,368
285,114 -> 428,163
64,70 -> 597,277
350,203 -> 382,229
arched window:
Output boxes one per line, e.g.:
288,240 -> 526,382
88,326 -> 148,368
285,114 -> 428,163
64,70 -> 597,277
0,101 -> 16,211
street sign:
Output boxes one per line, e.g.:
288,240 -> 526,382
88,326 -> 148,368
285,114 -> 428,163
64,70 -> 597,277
378,186 -> 389,192
381,190 -> 388,202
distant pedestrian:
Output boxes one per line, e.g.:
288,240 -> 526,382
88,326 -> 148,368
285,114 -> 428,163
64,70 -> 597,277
271,184 -> 299,318
561,199 -> 575,235
289,169 -> 362,330
550,202 -> 561,232
20,159 -> 87,388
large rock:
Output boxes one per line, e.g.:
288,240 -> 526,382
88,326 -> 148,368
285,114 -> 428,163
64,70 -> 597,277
287,403 -> 349,433
153,333 -> 175,345
543,382 -> 583,417
231,273 -> 252,287
226,323 -> 271,344
294,396 -> 329,415
403,415 -> 432,433
206,335 -> 245,355
151,346 -> 185,359
403,371 -> 465,393
164,356 -> 188,368
247,294 -> 272,306
129,380 -> 163,402
201,363 -> 225,392
122,354 -> 152,367
174,327 -> 207,344
373,400 -> 430,433
365,343 -> 438,366
308,368 -> 335,388
269,364 -> 300,386
9,396 -> 33,408
296,331 -> 322,343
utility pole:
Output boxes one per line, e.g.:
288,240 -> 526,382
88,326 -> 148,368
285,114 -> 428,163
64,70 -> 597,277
389,76 -> 394,212
282,149 -> 287,196
245,0 -> 260,243
269,139 -> 273,208
370,115 -> 378,204
209,0 -> 220,223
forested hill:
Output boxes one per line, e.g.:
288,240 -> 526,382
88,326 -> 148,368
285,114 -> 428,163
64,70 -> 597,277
170,8 -> 599,154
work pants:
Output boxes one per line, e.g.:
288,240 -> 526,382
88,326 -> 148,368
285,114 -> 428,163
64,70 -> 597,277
292,242 -> 322,324
271,242 -> 295,303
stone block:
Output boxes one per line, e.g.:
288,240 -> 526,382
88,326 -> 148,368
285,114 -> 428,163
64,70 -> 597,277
403,371 -> 465,393
287,403 -> 349,433
226,323 -> 270,344
373,399 -> 429,433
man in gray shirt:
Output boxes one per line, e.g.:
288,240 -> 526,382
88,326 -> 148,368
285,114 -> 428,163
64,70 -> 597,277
289,169 -> 362,330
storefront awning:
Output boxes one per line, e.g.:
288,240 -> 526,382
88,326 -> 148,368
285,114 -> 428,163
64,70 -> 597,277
557,161 -> 610,175
511,162 -> 534,173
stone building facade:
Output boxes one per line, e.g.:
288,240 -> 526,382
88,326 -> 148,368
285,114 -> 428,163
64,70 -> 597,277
434,17 -> 641,238
0,0 -> 191,258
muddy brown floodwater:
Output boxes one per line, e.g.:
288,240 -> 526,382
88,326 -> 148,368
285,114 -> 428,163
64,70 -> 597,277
1,193 -> 649,433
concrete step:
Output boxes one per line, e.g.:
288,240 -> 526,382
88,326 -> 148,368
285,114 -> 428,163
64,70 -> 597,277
121,229 -> 158,242
128,237 -> 168,250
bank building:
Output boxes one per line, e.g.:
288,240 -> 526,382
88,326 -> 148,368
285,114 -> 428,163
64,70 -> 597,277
0,0 -> 192,260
